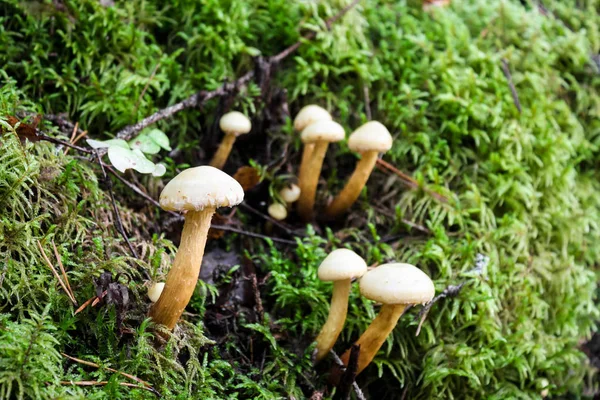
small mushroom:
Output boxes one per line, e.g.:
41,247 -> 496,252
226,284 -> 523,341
339,263 -> 434,375
296,120 -> 345,221
314,249 -> 367,363
293,106 -> 332,202
325,121 -> 392,219
279,183 -> 301,208
210,111 -> 252,169
268,202 -> 288,221
149,166 -> 244,330
148,282 -> 165,302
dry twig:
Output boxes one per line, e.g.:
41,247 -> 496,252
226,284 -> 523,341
376,158 -> 449,203
500,58 -> 522,113
51,240 -> 76,304
36,241 -> 77,305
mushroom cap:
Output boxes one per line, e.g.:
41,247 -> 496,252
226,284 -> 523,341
268,203 -> 288,221
279,183 -> 301,203
148,282 -> 165,303
348,121 -> 393,153
301,120 -> 345,144
219,111 -> 252,136
318,249 -> 368,281
359,263 -> 434,305
293,105 -> 332,131
160,166 -> 244,212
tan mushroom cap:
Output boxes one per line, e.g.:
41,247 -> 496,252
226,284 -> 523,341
293,105 -> 332,131
301,120 -> 345,144
359,263 -> 434,305
219,111 -> 252,136
279,184 -> 301,203
348,121 -> 393,153
268,203 -> 288,221
160,166 -> 244,212
318,249 -> 368,281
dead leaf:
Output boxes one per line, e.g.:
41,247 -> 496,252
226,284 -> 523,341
4,115 -> 42,143
233,166 -> 260,191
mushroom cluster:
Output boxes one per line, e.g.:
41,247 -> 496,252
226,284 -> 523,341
289,105 -> 393,222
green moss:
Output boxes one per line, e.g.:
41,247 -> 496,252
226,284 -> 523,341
1,0 -> 600,398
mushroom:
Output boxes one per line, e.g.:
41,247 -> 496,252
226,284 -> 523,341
210,111 -> 252,169
149,166 -> 244,329
324,121 -> 392,219
293,106 -> 332,202
279,183 -> 301,208
296,120 -> 345,221
268,202 -> 288,221
339,263 -> 434,375
148,282 -> 165,303
314,249 -> 367,363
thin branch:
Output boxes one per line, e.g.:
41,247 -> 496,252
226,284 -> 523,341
500,58 -> 522,113
95,152 -> 143,268
329,350 -> 367,400
61,353 -> 153,388
36,241 -> 77,305
115,0 -> 362,141
363,84 -> 372,120
51,240 -> 76,306
376,158 -> 449,203
38,133 -> 93,154
238,202 -> 302,238
211,224 -> 297,245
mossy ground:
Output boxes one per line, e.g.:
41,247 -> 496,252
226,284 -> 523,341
1,0 -> 600,399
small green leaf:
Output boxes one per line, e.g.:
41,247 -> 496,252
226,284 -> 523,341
129,134 -> 161,154
87,138 -> 130,149
146,129 -> 171,151
152,163 -> 166,177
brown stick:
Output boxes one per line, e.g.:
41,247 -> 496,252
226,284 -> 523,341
51,240 -> 76,305
501,58 -> 522,113
36,241 -> 77,306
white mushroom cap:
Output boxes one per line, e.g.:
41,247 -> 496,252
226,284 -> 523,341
148,282 -> 165,302
268,203 -> 288,221
293,105 -> 332,131
219,111 -> 252,136
318,249 -> 368,281
160,166 -> 244,212
359,263 -> 434,305
348,121 -> 393,153
279,184 -> 301,203
301,120 -> 345,144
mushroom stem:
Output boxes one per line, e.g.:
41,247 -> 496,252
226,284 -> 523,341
210,134 -> 236,169
314,279 -> 352,362
298,143 -> 314,187
325,150 -> 378,219
340,303 -> 406,375
297,142 -> 329,221
149,208 -> 214,329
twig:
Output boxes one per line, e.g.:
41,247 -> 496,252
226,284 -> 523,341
134,62 -> 161,115
337,344 -> 360,400
363,85 -> 372,120
329,350 -> 366,400
74,295 -> 96,314
36,241 -> 77,305
51,240 -> 76,306
376,158 -> 449,203
68,122 -> 79,143
500,58 -> 522,113
38,133 -> 93,154
415,254 -> 489,335
59,380 -> 159,396
238,202 -> 302,237
104,164 -> 166,211
211,224 -> 297,245
95,152 -> 143,267
61,353 -> 154,389
115,0 -> 362,141
71,129 -> 88,146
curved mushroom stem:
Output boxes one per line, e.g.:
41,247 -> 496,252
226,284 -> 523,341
297,142 -> 329,221
149,208 -> 214,330
340,303 -> 406,375
210,133 -> 237,169
314,279 -> 352,363
325,151 -> 378,219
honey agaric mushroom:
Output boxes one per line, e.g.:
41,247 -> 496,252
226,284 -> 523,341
314,249 -> 367,363
325,121 -> 392,219
296,120 -> 345,221
279,183 -> 301,207
339,263 -> 434,375
210,111 -> 252,169
149,166 -> 244,330
148,282 -> 165,303
268,202 -> 288,221
293,106 -> 332,202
